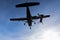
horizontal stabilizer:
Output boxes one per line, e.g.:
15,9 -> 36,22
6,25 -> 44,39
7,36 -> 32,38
16,2 -> 40,7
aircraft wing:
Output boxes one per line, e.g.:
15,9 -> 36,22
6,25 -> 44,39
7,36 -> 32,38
32,15 -> 50,19
32,16 -> 39,19
10,18 -> 27,21
43,15 -> 50,18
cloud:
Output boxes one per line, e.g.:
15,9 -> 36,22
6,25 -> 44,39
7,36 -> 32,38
19,26 -> 60,40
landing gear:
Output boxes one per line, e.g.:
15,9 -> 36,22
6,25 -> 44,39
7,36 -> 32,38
32,21 -> 36,24
24,23 -> 25,25
29,26 -> 31,29
38,21 -> 43,24
24,22 -> 26,25
41,22 -> 43,24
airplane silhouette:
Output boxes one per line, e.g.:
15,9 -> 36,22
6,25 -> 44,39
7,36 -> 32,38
38,14 -> 50,24
10,1 -> 50,29
10,2 -> 40,29
33,14 -> 50,24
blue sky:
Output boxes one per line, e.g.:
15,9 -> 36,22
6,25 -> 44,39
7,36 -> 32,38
0,0 -> 60,40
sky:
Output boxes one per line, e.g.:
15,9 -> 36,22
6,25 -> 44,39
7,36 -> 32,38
0,0 -> 60,40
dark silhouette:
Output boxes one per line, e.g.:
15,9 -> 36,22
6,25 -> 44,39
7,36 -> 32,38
10,1 -> 50,29
10,2 -> 40,29
16,2 -> 39,7
32,14 -> 50,24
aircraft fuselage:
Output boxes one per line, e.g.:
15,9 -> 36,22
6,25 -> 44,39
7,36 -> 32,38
27,6 -> 32,26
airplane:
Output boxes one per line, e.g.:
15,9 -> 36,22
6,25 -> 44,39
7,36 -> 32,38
10,2 -> 40,29
32,14 -> 50,24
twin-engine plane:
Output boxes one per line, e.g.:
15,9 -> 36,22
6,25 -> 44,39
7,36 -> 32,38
10,2 -> 50,29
